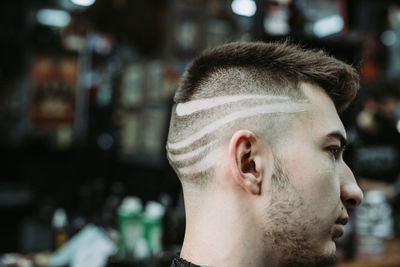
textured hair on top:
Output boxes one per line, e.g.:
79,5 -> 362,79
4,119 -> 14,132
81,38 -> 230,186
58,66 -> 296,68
167,41 -> 359,186
175,41 -> 359,112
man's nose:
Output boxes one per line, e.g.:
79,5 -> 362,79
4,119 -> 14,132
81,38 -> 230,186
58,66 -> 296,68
341,165 -> 363,208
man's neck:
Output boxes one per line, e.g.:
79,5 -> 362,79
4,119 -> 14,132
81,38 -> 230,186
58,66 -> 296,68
180,191 -> 269,267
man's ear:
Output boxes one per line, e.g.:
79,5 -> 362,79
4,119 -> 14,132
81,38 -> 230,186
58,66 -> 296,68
228,130 -> 271,195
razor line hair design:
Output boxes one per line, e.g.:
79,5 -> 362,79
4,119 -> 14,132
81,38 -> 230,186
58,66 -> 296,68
167,41 -> 359,185
167,96 -> 308,175
168,97 -> 307,150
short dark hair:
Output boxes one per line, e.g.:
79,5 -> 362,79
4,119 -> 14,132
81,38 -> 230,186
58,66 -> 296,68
175,41 -> 359,112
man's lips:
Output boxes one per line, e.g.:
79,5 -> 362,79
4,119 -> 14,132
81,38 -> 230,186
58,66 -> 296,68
336,216 -> 349,226
333,216 -> 349,239
333,224 -> 345,238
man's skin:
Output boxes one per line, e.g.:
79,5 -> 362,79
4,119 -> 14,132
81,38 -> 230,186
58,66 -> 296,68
180,82 -> 363,267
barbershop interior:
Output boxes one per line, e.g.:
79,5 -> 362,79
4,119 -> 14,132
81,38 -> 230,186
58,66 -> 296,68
1,0 -> 400,266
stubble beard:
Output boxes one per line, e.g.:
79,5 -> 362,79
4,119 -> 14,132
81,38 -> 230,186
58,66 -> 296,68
262,158 -> 336,267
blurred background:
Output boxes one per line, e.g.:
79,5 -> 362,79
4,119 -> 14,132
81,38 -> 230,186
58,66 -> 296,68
1,0 -> 400,266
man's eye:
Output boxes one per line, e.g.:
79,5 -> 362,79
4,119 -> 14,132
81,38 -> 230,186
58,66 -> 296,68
326,146 -> 342,160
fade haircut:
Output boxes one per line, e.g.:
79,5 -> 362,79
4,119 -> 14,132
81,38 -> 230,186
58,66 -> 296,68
166,41 -> 359,186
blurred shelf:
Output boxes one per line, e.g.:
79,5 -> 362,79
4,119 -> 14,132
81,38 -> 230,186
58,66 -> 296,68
337,239 -> 400,267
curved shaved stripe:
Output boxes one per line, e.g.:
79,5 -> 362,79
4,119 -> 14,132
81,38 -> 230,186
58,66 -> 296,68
177,148 -> 223,175
176,95 -> 290,116
168,140 -> 218,161
168,102 -> 307,150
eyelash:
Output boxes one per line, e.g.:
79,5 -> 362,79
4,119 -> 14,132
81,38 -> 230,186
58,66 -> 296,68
326,146 -> 344,160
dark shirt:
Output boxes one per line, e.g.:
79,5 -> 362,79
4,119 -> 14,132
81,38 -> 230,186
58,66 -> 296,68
170,256 -> 205,267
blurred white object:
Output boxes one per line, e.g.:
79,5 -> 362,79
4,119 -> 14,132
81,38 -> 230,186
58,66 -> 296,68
71,0 -> 96,7
52,208 -> 68,229
231,0 -> 257,17
145,201 -> 165,219
36,9 -> 71,28
313,14 -> 344,38
264,4 -> 290,36
49,224 -> 117,267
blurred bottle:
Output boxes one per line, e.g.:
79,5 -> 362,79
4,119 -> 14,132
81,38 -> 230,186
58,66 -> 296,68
117,196 -> 147,259
51,208 -> 68,251
143,201 -> 165,256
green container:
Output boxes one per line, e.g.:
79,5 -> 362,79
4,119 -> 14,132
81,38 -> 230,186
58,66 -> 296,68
143,201 -> 165,255
117,197 -> 145,258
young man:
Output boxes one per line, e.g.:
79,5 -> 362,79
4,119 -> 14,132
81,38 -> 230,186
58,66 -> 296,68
166,42 -> 363,267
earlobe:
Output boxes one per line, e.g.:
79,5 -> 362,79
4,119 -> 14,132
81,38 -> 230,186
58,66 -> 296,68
228,130 -> 263,195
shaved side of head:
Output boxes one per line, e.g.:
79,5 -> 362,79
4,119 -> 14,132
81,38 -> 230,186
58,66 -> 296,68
166,41 -> 359,187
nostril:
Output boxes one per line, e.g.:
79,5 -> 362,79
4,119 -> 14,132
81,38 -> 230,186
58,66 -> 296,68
347,198 -> 357,207
341,182 -> 363,208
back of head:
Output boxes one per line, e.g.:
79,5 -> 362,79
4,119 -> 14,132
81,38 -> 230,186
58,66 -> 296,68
166,41 -> 359,186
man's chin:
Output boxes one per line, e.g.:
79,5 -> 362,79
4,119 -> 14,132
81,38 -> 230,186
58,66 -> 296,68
327,238 -> 338,258
280,242 -> 337,267
319,239 -> 338,264
280,254 -> 336,267
314,241 -> 337,267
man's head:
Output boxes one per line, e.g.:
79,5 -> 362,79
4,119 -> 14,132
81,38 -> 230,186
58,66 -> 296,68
166,41 -> 363,266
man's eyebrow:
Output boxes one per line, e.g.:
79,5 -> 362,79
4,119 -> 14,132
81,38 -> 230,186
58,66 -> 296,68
325,131 -> 347,147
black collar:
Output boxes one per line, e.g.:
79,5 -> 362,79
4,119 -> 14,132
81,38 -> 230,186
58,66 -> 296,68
171,256 -> 208,267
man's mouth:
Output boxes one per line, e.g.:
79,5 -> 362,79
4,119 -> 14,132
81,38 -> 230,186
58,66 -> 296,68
336,216 -> 349,225
333,216 -> 348,239
333,224 -> 345,238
